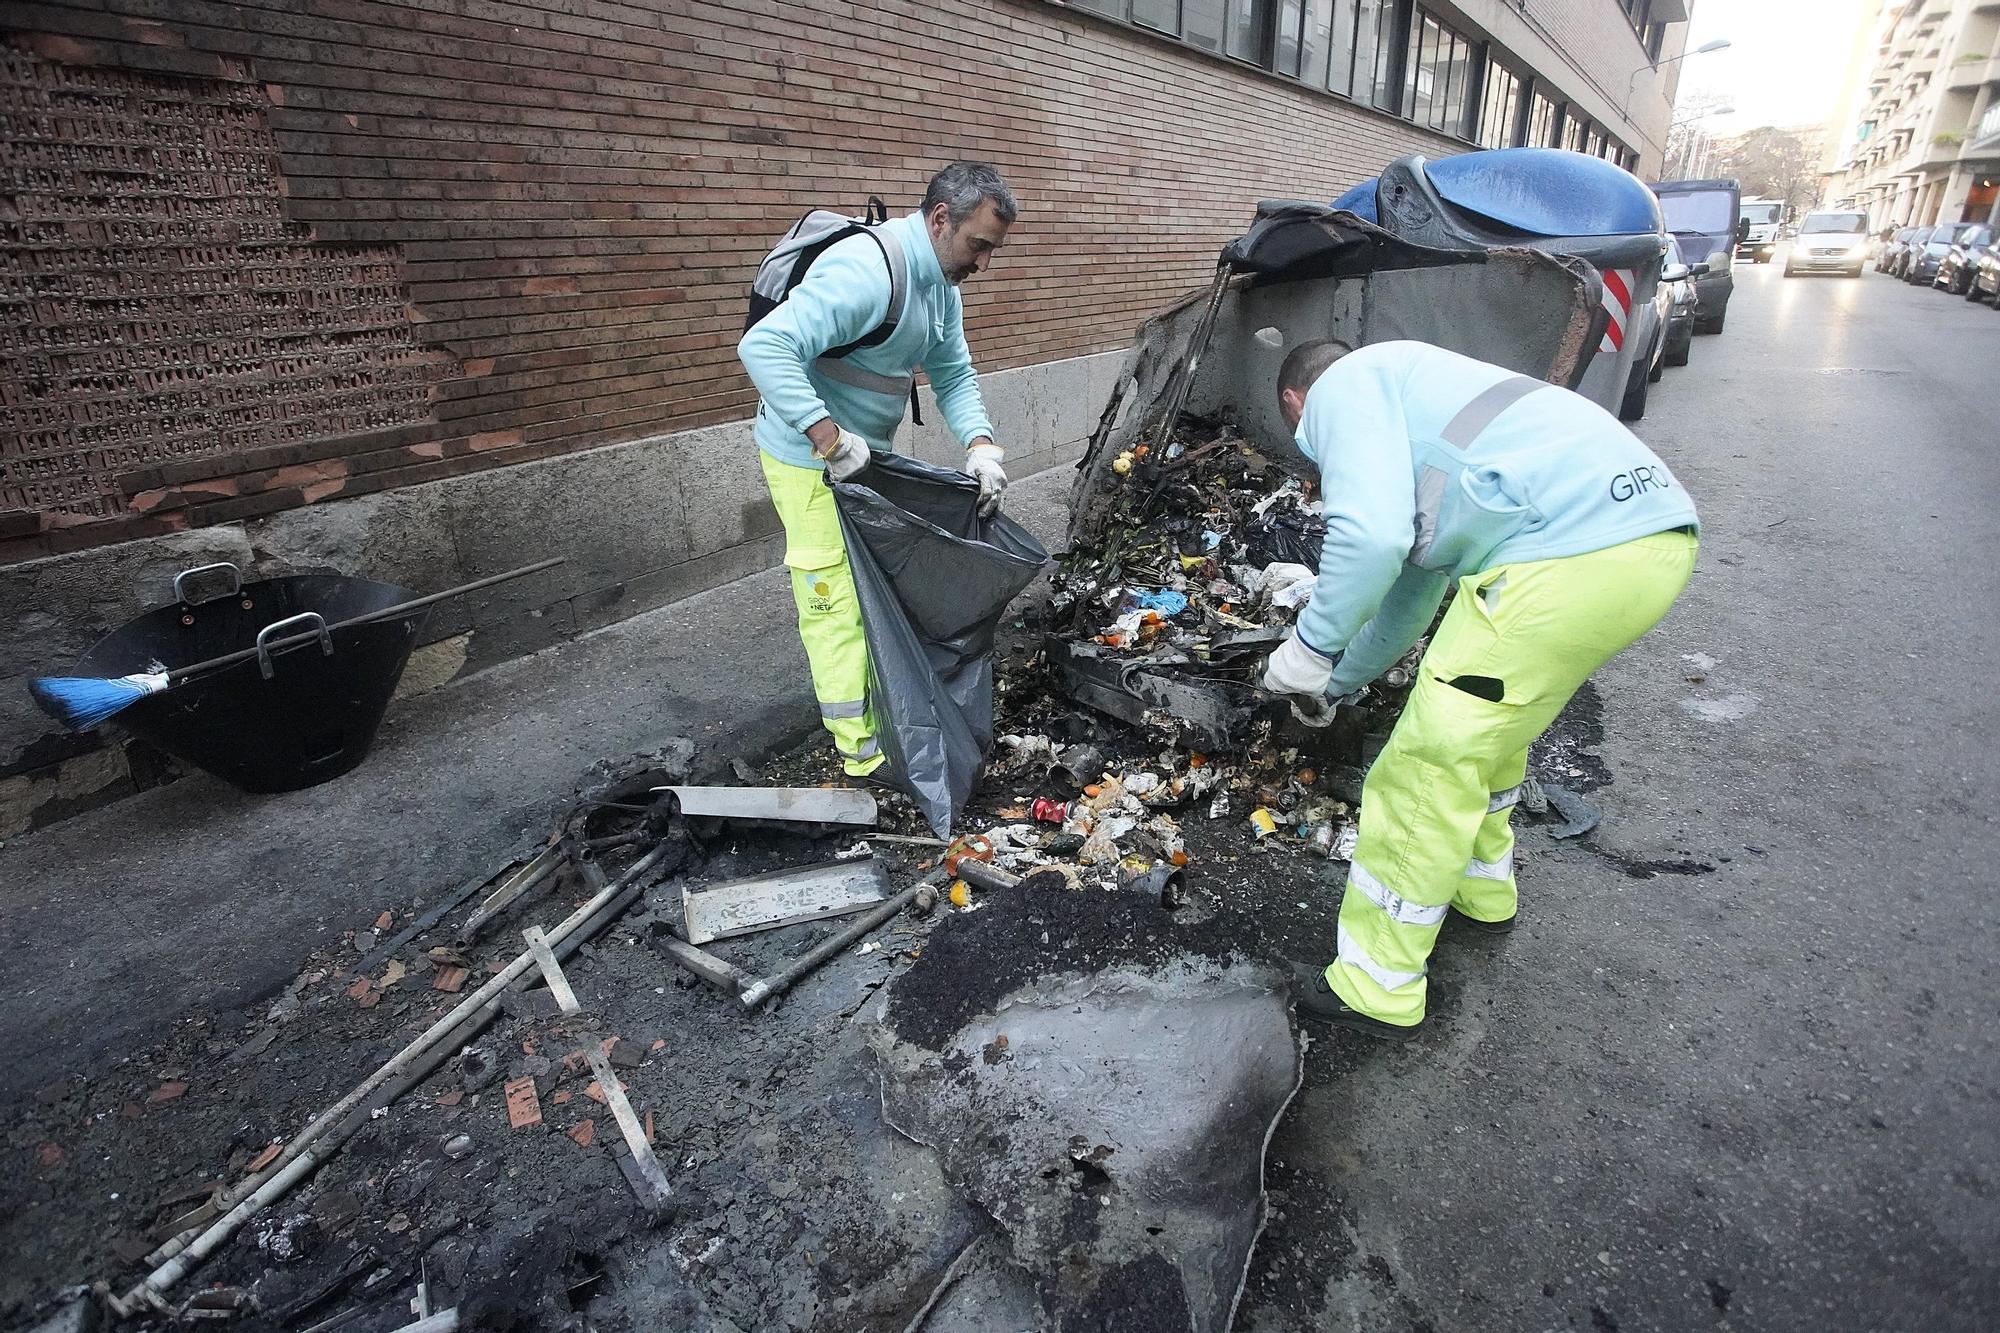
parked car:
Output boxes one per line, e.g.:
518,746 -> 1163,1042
1905,222 -> 1984,285
1971,242 -> 2000,304
1934,224 -> 1994,295
1651,178 -> 1738,333
1785,209 -> 1870,277
1878,225 -> 1917,274
1661,236 -> 1701,368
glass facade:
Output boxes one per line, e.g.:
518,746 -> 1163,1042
1055,0 -> 1639,166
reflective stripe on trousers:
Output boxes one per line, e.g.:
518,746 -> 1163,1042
1349,862 -> 1450,927
1337,921 -> 1425,992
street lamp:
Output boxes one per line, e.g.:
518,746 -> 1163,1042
1626,37 -> 1732,113
1670,103 -> 1736,129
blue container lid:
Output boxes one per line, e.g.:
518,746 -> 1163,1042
1337,148 -> 1662,238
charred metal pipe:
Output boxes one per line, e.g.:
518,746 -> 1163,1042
1156,259 -> 1234,446
739,867 -> 949,1009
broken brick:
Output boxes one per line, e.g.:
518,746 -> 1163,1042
503,1077 -> 541,1129
148,1080 -> 188,1105
551,1090 -> 572,1106
432,965 -> 469,993
345,977 -> 374,1002
356,990 -> 381,1009
246,1142 -> 283,1172
566,1119 -> 596,1147
582,1076 -> 630,1105
435,1089 -> 464,1108
373,910 -> 394,930
644,1110 -> 655,1144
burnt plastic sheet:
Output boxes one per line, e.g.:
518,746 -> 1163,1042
833,453 -> 1050,837
870,958 -> 1301,1332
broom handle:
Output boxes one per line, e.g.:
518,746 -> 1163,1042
161,557 -> 566,685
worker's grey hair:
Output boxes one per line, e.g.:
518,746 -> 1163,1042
1277,338 -> 1354,400
923,161 -> 1019,226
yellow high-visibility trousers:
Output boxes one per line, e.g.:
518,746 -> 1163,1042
759,452 -> 883,777
1324,528 -> 1699,1027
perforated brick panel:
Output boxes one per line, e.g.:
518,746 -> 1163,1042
0,45 -> 451,522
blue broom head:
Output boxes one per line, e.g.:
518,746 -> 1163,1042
27,672 -> 168,732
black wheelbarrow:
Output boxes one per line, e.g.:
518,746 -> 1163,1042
68,562 -> 427,793
54,557 -> 562,794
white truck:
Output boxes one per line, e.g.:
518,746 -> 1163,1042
1737,198 -> 1785,262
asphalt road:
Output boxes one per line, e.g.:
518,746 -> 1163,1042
1255,255 -> 2000,1330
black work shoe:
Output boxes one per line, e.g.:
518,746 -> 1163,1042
1448,905 -> 1517,934
1287,963 -> 1420,1043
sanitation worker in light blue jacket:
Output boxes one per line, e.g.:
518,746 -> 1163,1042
1260,339 -> 1699,1041
737,162 -> 1015,779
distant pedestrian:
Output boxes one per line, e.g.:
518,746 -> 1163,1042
1260,339 -> 1698,1040
737,162 -> 1016,779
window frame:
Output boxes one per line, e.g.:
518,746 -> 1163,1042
1042,0 -> 1616,159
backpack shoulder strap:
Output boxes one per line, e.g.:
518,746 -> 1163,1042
826,224 -> 908,358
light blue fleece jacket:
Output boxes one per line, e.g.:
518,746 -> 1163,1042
1294,340 -> 1699,695
736,211 -> 994,468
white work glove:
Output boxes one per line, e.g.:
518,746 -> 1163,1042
965,443 -> 1007,518
819,428 -> 873,482
1260,633 -> 1334,697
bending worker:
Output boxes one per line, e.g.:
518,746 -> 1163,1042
1260,338 -> 1699,1041
737,162 -> 1016,780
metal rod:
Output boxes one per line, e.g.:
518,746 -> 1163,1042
1157,261 -> 1234,446
160,557 -> 565,686
738,867 -> 948,1009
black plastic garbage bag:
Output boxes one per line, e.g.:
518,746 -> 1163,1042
1243,507 -> 1327,572
833,453 -> 1050,837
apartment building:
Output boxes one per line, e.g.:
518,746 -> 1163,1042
1830,0 -> 2000,226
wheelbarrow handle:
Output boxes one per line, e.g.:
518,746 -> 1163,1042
255,613 -> 333,679
161,557 -> 567,686
174,562 -> 242,606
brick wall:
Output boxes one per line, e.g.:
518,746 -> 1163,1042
1,0 -> 1466,565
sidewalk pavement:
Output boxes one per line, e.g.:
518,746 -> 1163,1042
0,460 -> 1079,1106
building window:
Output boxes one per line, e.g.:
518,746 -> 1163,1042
1050,0 -> 1593,154
1131,0 -> 1182,34
1403,5 -> 1475,137
1479,61 -> 1523,149
1528,89 -> 1560,147
1563,115 -> 1589,154
1183,0 -> 1226,53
